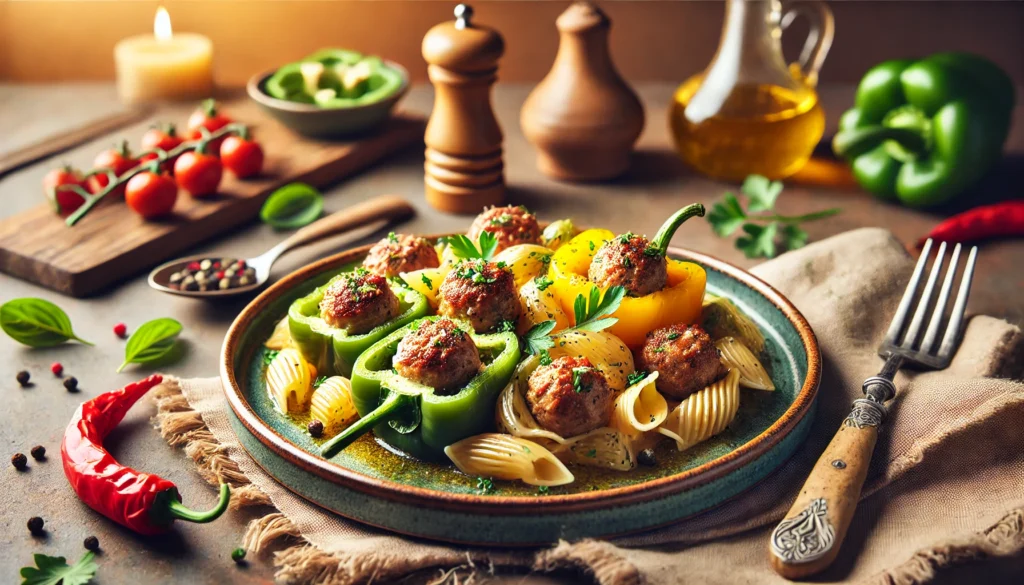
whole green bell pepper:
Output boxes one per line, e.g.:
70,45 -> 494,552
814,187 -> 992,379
319,317 -> 520,461
288,274 -> 429,377
832,52 -> 1015,207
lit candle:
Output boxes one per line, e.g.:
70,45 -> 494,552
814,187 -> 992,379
114,6 -> 214,104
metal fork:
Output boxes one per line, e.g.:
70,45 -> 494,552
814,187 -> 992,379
769,238 -> 979,579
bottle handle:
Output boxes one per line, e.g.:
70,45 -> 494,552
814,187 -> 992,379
781,0 -> 834,87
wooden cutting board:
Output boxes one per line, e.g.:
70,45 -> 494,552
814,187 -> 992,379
0,99 -> 425,297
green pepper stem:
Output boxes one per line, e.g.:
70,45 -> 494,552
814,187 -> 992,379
320,392 -> 413,458
832,125 -> 927,160
651,203 -> 706,255
166,483 -> 230,523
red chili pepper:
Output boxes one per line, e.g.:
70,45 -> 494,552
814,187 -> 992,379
919,201 -> 1024,246
61,375 -> 230,535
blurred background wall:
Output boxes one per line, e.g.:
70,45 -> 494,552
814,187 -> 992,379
2,0 -> 1022,85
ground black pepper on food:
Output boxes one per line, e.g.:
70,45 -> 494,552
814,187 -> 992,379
16,371 -> 30,387
84,536 -> 100,551
27,517 -> 44,535
30,446 -> 45,461
168,258 -> 257,292
11,453 -> 28,470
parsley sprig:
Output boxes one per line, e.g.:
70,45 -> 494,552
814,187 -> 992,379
20,552 -> 98,585
521,285 -> 626,357
708,175 -> 840,259
445,231 -> 498,262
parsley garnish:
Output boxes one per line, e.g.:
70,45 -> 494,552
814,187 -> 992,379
537,485 -> 549,495
538,349 -> 553,366
489,213 -> 514,226
572,285 -> 626,332
667,332 -> 680,340
476,477 -> 495,493
627,370 -> 648,386
420,274 -> 433,290
522,320 -> 556,356
446,232 -> 499,261
20,551 -> 98,585
708,175 -> 840,259
262,350 -> 279,367
496,319 -> 516,333
572,367 -> 593,393
643,246 -> 663,257
618,232 -> 635,245
534,275 -> 554,291
313,375 -> 328,388
588,240 -> 596,252
453,260 -> 498,285
387,231 -> 399,243
585,448 -> 598,458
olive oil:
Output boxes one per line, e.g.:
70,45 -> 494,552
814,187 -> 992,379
669,75 -> 825,181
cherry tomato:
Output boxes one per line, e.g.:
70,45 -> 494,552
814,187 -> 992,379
140,123 -> 184,172
187,99 -> 232,154
220,135 -> 264,179
125,171 -> 178,219
174,150 -> 223,197
88,141 -> 138,197
43,165 -> 87,215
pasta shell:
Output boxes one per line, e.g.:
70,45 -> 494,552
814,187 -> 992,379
658,369 -> 740,451
496,355 -> 567,444
267,348 -> 316,414
717,337 -> 775,391
494,244 -> 554,289
518,278 -> 571,334
445,433 -> 575,486
399,266 -> 450,307
309,376 -> 359,436
611,371 -> 667,437
549,329 -> 634,391
702,295 -> 766,354
554,427 -> 636,471
264,316 -> 294,351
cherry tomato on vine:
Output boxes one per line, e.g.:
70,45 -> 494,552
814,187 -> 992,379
43,165 -> 87,215
220,135 -> 264,179
140,124 -> 184,172
88,141 -> 138,197
125,171 -> 178,219
187,99 -> 232,154
174,150 -> 223,197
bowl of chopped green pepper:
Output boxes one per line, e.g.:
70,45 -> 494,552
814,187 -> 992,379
248,49 -> 409,138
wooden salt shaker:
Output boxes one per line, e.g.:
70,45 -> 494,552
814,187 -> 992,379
422,4 -> 506,214
520,1 -> 644,181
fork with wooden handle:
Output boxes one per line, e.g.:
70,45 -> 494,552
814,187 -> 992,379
768,239 -> 978,579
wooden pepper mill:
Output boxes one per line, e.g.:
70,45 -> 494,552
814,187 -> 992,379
422,4 -> 506,214
520,1 -> 644,181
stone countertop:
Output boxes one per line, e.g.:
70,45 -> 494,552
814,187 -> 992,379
1,83 -> 1021,584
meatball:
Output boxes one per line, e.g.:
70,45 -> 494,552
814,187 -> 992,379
636,324 -> 726,399
394,319 -> 481,392
467,205 -> 542,253
363,232 -> 440,277
319,269 -> 400,334
588,232 -> 668,297
526,356 -> 614,437
437,259 -> 521,333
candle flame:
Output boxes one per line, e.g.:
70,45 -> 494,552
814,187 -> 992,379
154,6 -> 173,41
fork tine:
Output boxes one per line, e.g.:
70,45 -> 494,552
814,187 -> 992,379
884,238 -> 933,346
901,241 -> 947,348
920,243 -> 962,354
938,245 -> 978,358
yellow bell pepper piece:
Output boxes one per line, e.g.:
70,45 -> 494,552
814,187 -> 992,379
549,228 -> 706,348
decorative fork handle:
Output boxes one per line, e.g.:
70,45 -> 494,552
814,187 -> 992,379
768,364 -> 900,579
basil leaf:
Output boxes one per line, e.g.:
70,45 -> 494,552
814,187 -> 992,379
260,183 -> 323,229
118,317 -> 182,372
0,298 -> 92,347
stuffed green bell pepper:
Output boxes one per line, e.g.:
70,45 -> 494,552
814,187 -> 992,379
832,52 -> 1015,207
319,317 -> 520,461
288,268 -> 429,377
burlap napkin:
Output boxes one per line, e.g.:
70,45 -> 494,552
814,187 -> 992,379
153,228 -> 1024,585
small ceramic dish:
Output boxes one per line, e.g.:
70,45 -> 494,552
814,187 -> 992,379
220,238 -> 822,546
246,61 -> 409,138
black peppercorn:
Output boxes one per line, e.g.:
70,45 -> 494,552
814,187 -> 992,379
11,453 -> 28,470
30,446 -> 46,461
27,517 -> 44,535
638,448 -> 657,467
84,536 -> 100,551
16,370 -> 31,386
307,419 -> 324,438
63,377 -> 79,392
231,547 -> 247,563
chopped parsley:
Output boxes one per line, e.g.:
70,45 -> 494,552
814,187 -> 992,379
387,231 -> 399,243
653,347 -> 666,353
534,275 -> 554,291
585,448 -> 598,458
588,240 -> 596,252
538,349 -> 553,366
618,232 -> 635,245
476,477 -> 495,493
627,370 -> 648,386
496,319 -> 516,333
643,246 -> 663,257
496,260 -> 507,269
622,256 -> 632,268
313,375 -> 328,388
489,213 -> 514,226
537,485 -> 550,495
453,260 -> 497,285
420,274 -> 433,290
262,350 -> 279,367
666,332 -> 681,340
572,367 -> 593,393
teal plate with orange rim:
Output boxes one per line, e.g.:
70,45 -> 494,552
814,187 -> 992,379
220,240 -> 820,546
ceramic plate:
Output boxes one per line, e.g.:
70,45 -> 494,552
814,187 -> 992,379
220,240 -> 820,545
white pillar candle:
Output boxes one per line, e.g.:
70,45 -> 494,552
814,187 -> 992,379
114,7 -> 214,104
